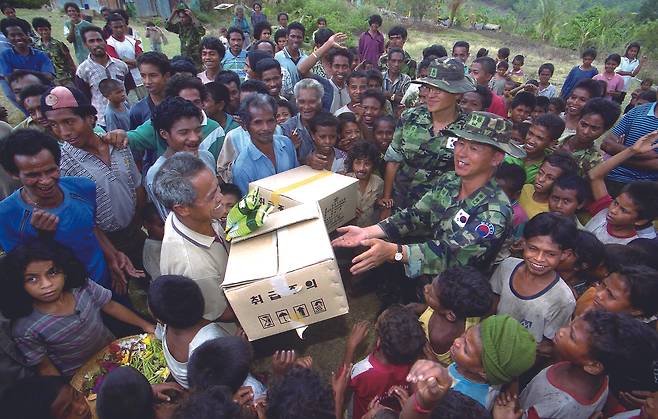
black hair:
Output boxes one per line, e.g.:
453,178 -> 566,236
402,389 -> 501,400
620,181 -> 658,222
388,25 -> 407,39
187,337 -> 252,392
327,47 -> 353,65
0,3 -> 15,13
273,28 -> 287,43
164,73 -> 207,100
365,69 -> 383,86
602,244 -> 651,273
63,2 -> 80,12
423,44 -> 447,60
552,173 -> 592,205
148,275 -> 204,328
638,90 -> 657,102
625,42 -> 641,57
205,81 -> 230,105
510,91 -> 536,110
6,69 -> 52,87
172,385 -> 241,419
368,14 -> 383,26
107,12 -> 125,24
417,58 -> 432,76
542,150 -> 578,177
137,51 -> 171,75
430,389 -> 492,419
549,97 -> 566,113
497,60 -> 509,71
580,97 -> 621,131
512,54 -> 524,64
253,20 -> 272,41
472,85 -> 493,110
434,266 -> 493,318
240,79 -> 269,95
151,96 -> 202,135
220,182 -> 242,199
337,111 -> 358,129
475,48 -> 488,58
538,63 -> 554,76
0,16 -> 29,36
534,96 -> 550,113
97,366 -> 154,419
373,114 -> 396,130
215,69 -> 241,87
452,40 -> 470,52
169,55 -> 197,76
604,53 -> 621,65
99,78 -> 124,97
308,111 -> 339,134
497,47 -> 510,60
346,70 -> 368,86
582,309 -> 658,392
287,22 -> 305,36
522,212 -> 577,250
266,367 -> 335,419
142,202 -> 162,225
18,83 -> 49,105
628,239 -> 658,271
582,47 -> 597,59
277,98 -> 296,116
534,113 -> 565,141
113,9 -> 130,25
80,25 -> 104,43
276,12 -> 288,21
0,238 -> 88,319
1,376 -> 71,419
239,93 -> 277,126
377,305 -> 425,364
387,47 -> 405,61
0,129 -> 61,176
361,88 -> 386,108
511,121 -> 531,140
200,36 -> 226,59
31,17 -> 51,30
316,16 -> 326,24
495,162 -> 526,193
227,26 -> 244,40
313,28 -> 334,46
572,78 -> 603,99
473,56 -> 496,76
571,230 -> 604,271
346,140 -> 380,171
254,39 -> 276,54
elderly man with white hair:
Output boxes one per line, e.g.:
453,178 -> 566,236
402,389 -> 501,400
280,77 -> 325,162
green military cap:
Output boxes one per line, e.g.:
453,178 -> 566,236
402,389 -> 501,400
411,58 -> 476,94
446,111 -> 526,158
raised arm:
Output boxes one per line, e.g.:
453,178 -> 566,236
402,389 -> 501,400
297,33 -> 347,76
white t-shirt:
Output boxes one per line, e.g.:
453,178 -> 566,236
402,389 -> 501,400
334,104 -> 353,116
490,257 -> 575,343
585,208 -> 656,245
107,35 -> 143,85
615,56 -> 640,92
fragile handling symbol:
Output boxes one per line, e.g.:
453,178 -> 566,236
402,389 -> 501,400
258,314 -> 274,329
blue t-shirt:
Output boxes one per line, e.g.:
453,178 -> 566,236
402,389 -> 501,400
0,177 -> 111,289
448,363 -> 498,409
0,47 -> 55,77
560,65 -> 598,99
607,102 -> 658,183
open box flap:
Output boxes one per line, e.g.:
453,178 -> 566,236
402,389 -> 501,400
231,203 -> 320,244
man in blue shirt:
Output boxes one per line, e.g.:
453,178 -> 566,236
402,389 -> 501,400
275,22 -> 307,87
221,27 -> 248,82
232,94 -> 298,194
0,17 -> 54,113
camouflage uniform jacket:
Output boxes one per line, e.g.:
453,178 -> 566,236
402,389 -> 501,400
165,21 -> 206,68
379,172 -> 513,277
384,106 -> 467,209
558,135 -> 603,176
378,49 -> 417,78
35,38 -> 74,85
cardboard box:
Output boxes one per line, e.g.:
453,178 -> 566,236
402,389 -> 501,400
222,204 -> 349,341
249,165 -> 358,232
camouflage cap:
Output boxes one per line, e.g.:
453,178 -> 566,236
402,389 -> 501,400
411,58 -> 476,94
446,111 -> 526,158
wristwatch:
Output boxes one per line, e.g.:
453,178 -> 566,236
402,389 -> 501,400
394,244 -> 403,262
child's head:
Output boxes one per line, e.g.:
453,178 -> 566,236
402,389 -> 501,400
99,78 -> 126,104
142,203 -> 165,240
548,173 -> 591,217
593,244 -> 652,282
510,121 -> 530,144
148,275 -> 204,328
575,98 -> 621,145
218,183 -> 241,222
548,97 -> 565,115
137,51 -> 172,97
0,239 -> 86,320
522,212 -> 577,274
476,47 -> 488,58
96,366 -> 155,419
503,79 -> 518,98
31,17 -> 52,40
188,337 -> 252,392
346,70 -> 368,104
495,162 -> 526,201
604,53 -> 622,73
375,305 -> 426,365
640,78 -> 654,91
532,96 -> 550,121
451,314 -> 536,385
173,385 -> 240,419
637,89 -> 657,106
509,91 -> 536,123
496,60 -> 509,77
276,98 -> 295,125
533,151 -> 578,196
451,40 -> 470,64
152,96 -> 203,152
373,115 -> 396,153
608,181 -> 658,229
497,47 -> 510,62
360,89 -> 386,127
511,54 -> 524,71
266,367 -> 335,419
428,390 -> 491,419
346,140 -> 379,180
566,78 -> 602,117
537,63 -> 554,84
524,113 -> 565,158
594,265 -> 658,318
628,239 -> 658,271
557,230 -> 604,277
337,112 -> 361,152
424,266 -> 493,321
365,69 -> 384,90
581,47 -> 597,67
2,376 -> 91,419
308,112 -> 339,155
459,85 -> 493,114
422,44 -> 448,61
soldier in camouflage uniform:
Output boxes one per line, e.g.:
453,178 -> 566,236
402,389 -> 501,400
333,111 -> 526,279
165,6 -> 206,69
382,58 -> 476,212
557,134 -> 604,176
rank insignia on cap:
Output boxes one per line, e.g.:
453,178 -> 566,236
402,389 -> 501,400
45,94 -> 58,107
454,209 -> 470,227
474,221 -> 495,238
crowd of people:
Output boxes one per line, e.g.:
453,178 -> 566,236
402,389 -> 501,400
1,2 -> 658,419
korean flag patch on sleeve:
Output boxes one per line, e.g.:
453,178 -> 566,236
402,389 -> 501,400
474,221 -> 495,238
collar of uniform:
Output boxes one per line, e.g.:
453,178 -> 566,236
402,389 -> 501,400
463,177 -> 500,208
171,212 -> 220,249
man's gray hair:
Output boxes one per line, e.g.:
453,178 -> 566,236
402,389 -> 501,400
238,93 -> 277,126
153,153 -> 209,210
293,78 -> 324,102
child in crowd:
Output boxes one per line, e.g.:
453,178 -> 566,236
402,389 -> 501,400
537,63 -> 558,98
496,162 -> 528,240
345,305 -> 426,419
557,230 -> 603,298
31,17 -> 77,86
218,183 -> 241,226
590,265 -> 658,319
372,114 -> 395,155
360,89 -> 387,142
491,213 -> 577,348
532,96 -> 550,121
503,79 -> 519,107
508,54 -> 526,84
594,53 -> 625,102
549,97 -> 566,115
142,203 -> 165,280
520,151 -> 578,219
335,70 -> 368,117
308,112 -> 347,173
548,173 -> 592,227
558,97 -> 621,176
346,141 -> 383,227
144,21 -> 167,53
0,239 -> 155,377
506,113 -> 565,184
100,78 -> 131,131
497,47 -> 510,62
585,131 -> 658,244
511,121 -> 531,144
624,88 -> 657,114
509,91 -> 536,124
563,78 -> 602,135
276,98 -> 295,125
409,266 -> 493,367
518,310 -> 658,419
458,85 -> 493,114
337,112 -> 363,152
490,60 -> 509,96
561,48 -> 599,100
2,376 -> 93,419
